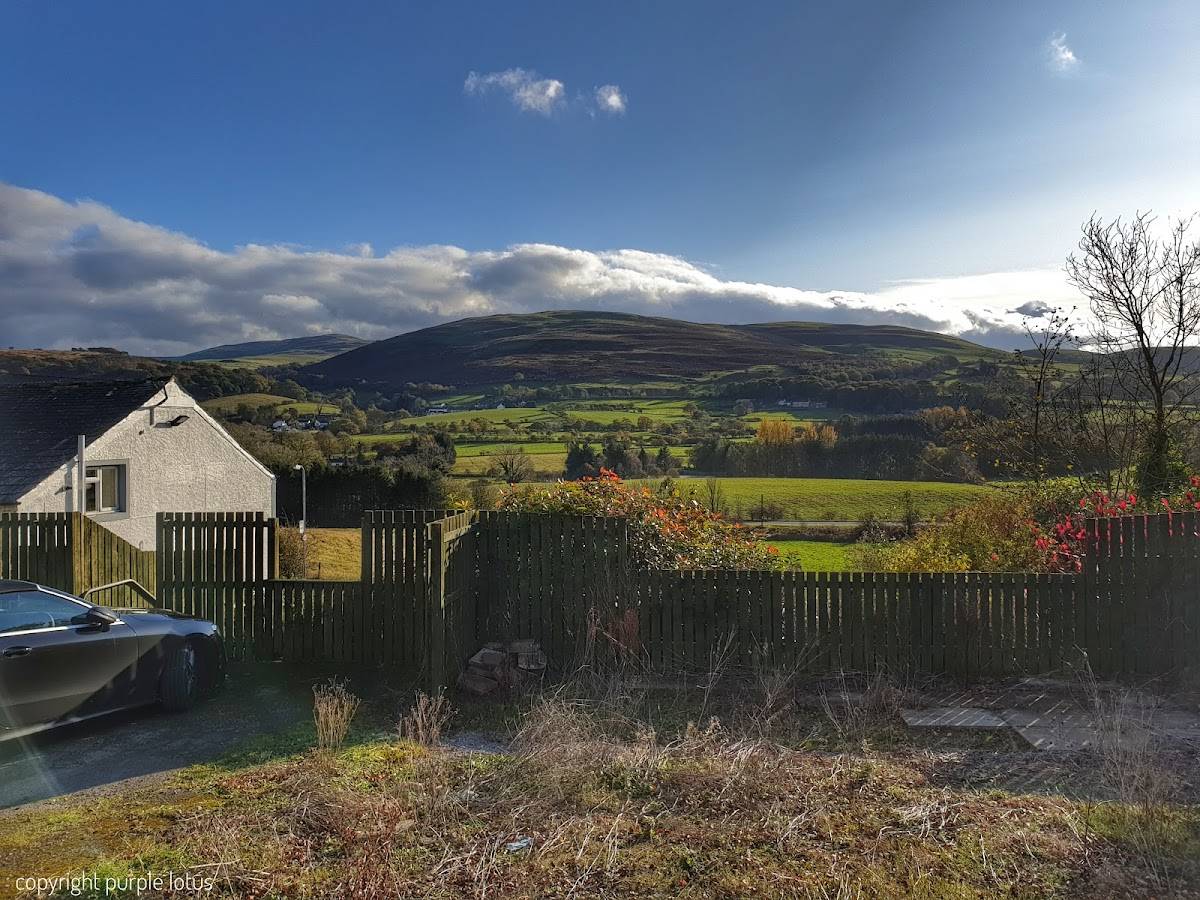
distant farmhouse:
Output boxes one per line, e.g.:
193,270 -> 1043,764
0,378 -> 275,548
776,399 -> 829,410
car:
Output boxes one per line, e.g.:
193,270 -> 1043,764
0,579 -> 225,740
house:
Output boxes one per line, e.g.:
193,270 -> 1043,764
774,399 -> 829,410
0,377 -> 276,549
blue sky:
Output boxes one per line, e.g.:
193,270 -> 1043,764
1,1 -> 1198,353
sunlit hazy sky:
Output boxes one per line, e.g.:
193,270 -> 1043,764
1,1 -> 1198,353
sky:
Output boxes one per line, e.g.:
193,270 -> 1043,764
1,0 -> 1198,355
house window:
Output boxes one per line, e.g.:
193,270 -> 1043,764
84,465 -> 125,513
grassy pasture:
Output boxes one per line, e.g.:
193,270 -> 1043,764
454,441 -> 570,457
760,538 -> 863,570
453,452 -> 569,476
391,406 -> 557,426
206,352 -> 338,368
739,408 -> 842,424
661,476 -> 992,521
202,393 -> 331,415
297,527 -> 361,580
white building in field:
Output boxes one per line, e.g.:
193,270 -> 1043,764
0,377 -> 275,549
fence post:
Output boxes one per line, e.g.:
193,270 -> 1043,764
428,520 -> 447,693
67,511 -> 83,595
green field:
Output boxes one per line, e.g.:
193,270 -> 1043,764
656,476 -> 992,521
206,352 -> 338,369
391,406 -> 557,426
448,443 -> 691,476
203,393 -> 332,415
453,441 -> 569,457
759,539 -> 867,571
740,408 -> 842,424
453,452 -> 569,476
390,399 -> 701,429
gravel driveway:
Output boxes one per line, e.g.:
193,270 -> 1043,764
0,663 -> 313,809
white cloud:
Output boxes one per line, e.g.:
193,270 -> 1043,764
464,68 -> 565,115
0,182 -> 1083,356
594,84 -> 626,115
1048,32 -> 1079,73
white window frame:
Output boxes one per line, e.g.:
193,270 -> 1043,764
84,463 -> 126,514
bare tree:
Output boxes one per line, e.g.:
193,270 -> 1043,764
1067,213 -> 1200,497
703,477 -> 726,515
490,446 -> 535,484
1005,311 -> 1078,481
962,310 -> 1082,484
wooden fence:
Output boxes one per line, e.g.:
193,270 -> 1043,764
0,512 -> 155,606
455,511 -> 1200,682
156,512 -> 277,659
6,509 -> 1200,687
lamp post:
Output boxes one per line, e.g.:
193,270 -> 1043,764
293,464 -> 307,577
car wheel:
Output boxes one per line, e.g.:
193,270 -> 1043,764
160,642 -> 199,711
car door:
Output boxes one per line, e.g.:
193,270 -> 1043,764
0,589 -> 121,727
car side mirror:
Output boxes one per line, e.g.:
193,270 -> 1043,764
72,607 -> 118,631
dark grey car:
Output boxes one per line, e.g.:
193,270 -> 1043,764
0,579 -> 224,740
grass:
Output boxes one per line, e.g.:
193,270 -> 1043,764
205,352 -> 339,369
760,538 -> 866,570
387,399 -> 700,429
300,528 -> 361,580
202,393 -> 333,415
453,452 -> 569,476
2,678 -> 1193,898
201,392 -> 293,413
453,441 -> 570,457
662,476 -> 993,521
390,406 -> 557,426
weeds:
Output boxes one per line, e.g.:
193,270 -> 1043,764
1077,663 -> 1190,890
6,663 -> 1196,898
819,670 -> 903,741
312,676 -> 360,751
400,690 -> 455,746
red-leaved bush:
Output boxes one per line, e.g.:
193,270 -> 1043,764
499,469 -> 778,570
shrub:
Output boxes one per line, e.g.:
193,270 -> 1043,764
499,469 -> 777,569
858,476 -> 1200,574
854,490 -> 1049,572
399,691 -> 455,746
312,677 -> 360,751
278,527 -> 306,578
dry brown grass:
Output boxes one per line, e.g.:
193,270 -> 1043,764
399,690 -> 455,746
312,676 -> 360,751
3,665 -> 1196,898
1075,665 -> 1194,892
819,670 -> 905,741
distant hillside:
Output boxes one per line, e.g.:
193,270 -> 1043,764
176,333 -> 369,366
303,311 -> 1003,389
0,349 -> 271,400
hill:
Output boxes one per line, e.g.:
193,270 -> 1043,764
303,311 -> 1002,389
175,334 -> 369,366
0,348 -> 271,400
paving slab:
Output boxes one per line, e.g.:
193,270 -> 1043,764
901,707 -> 1008,729
1000,707 -> 1094,751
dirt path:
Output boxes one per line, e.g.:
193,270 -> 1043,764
0,663 -> 313,809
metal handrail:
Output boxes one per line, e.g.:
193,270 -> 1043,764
81,578 -> 158,608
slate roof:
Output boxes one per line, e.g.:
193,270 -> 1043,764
0,378 -> 169,504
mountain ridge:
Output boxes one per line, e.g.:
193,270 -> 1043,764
303,310 -> 1003,388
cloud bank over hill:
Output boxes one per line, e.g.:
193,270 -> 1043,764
0,183 -> 1081,356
